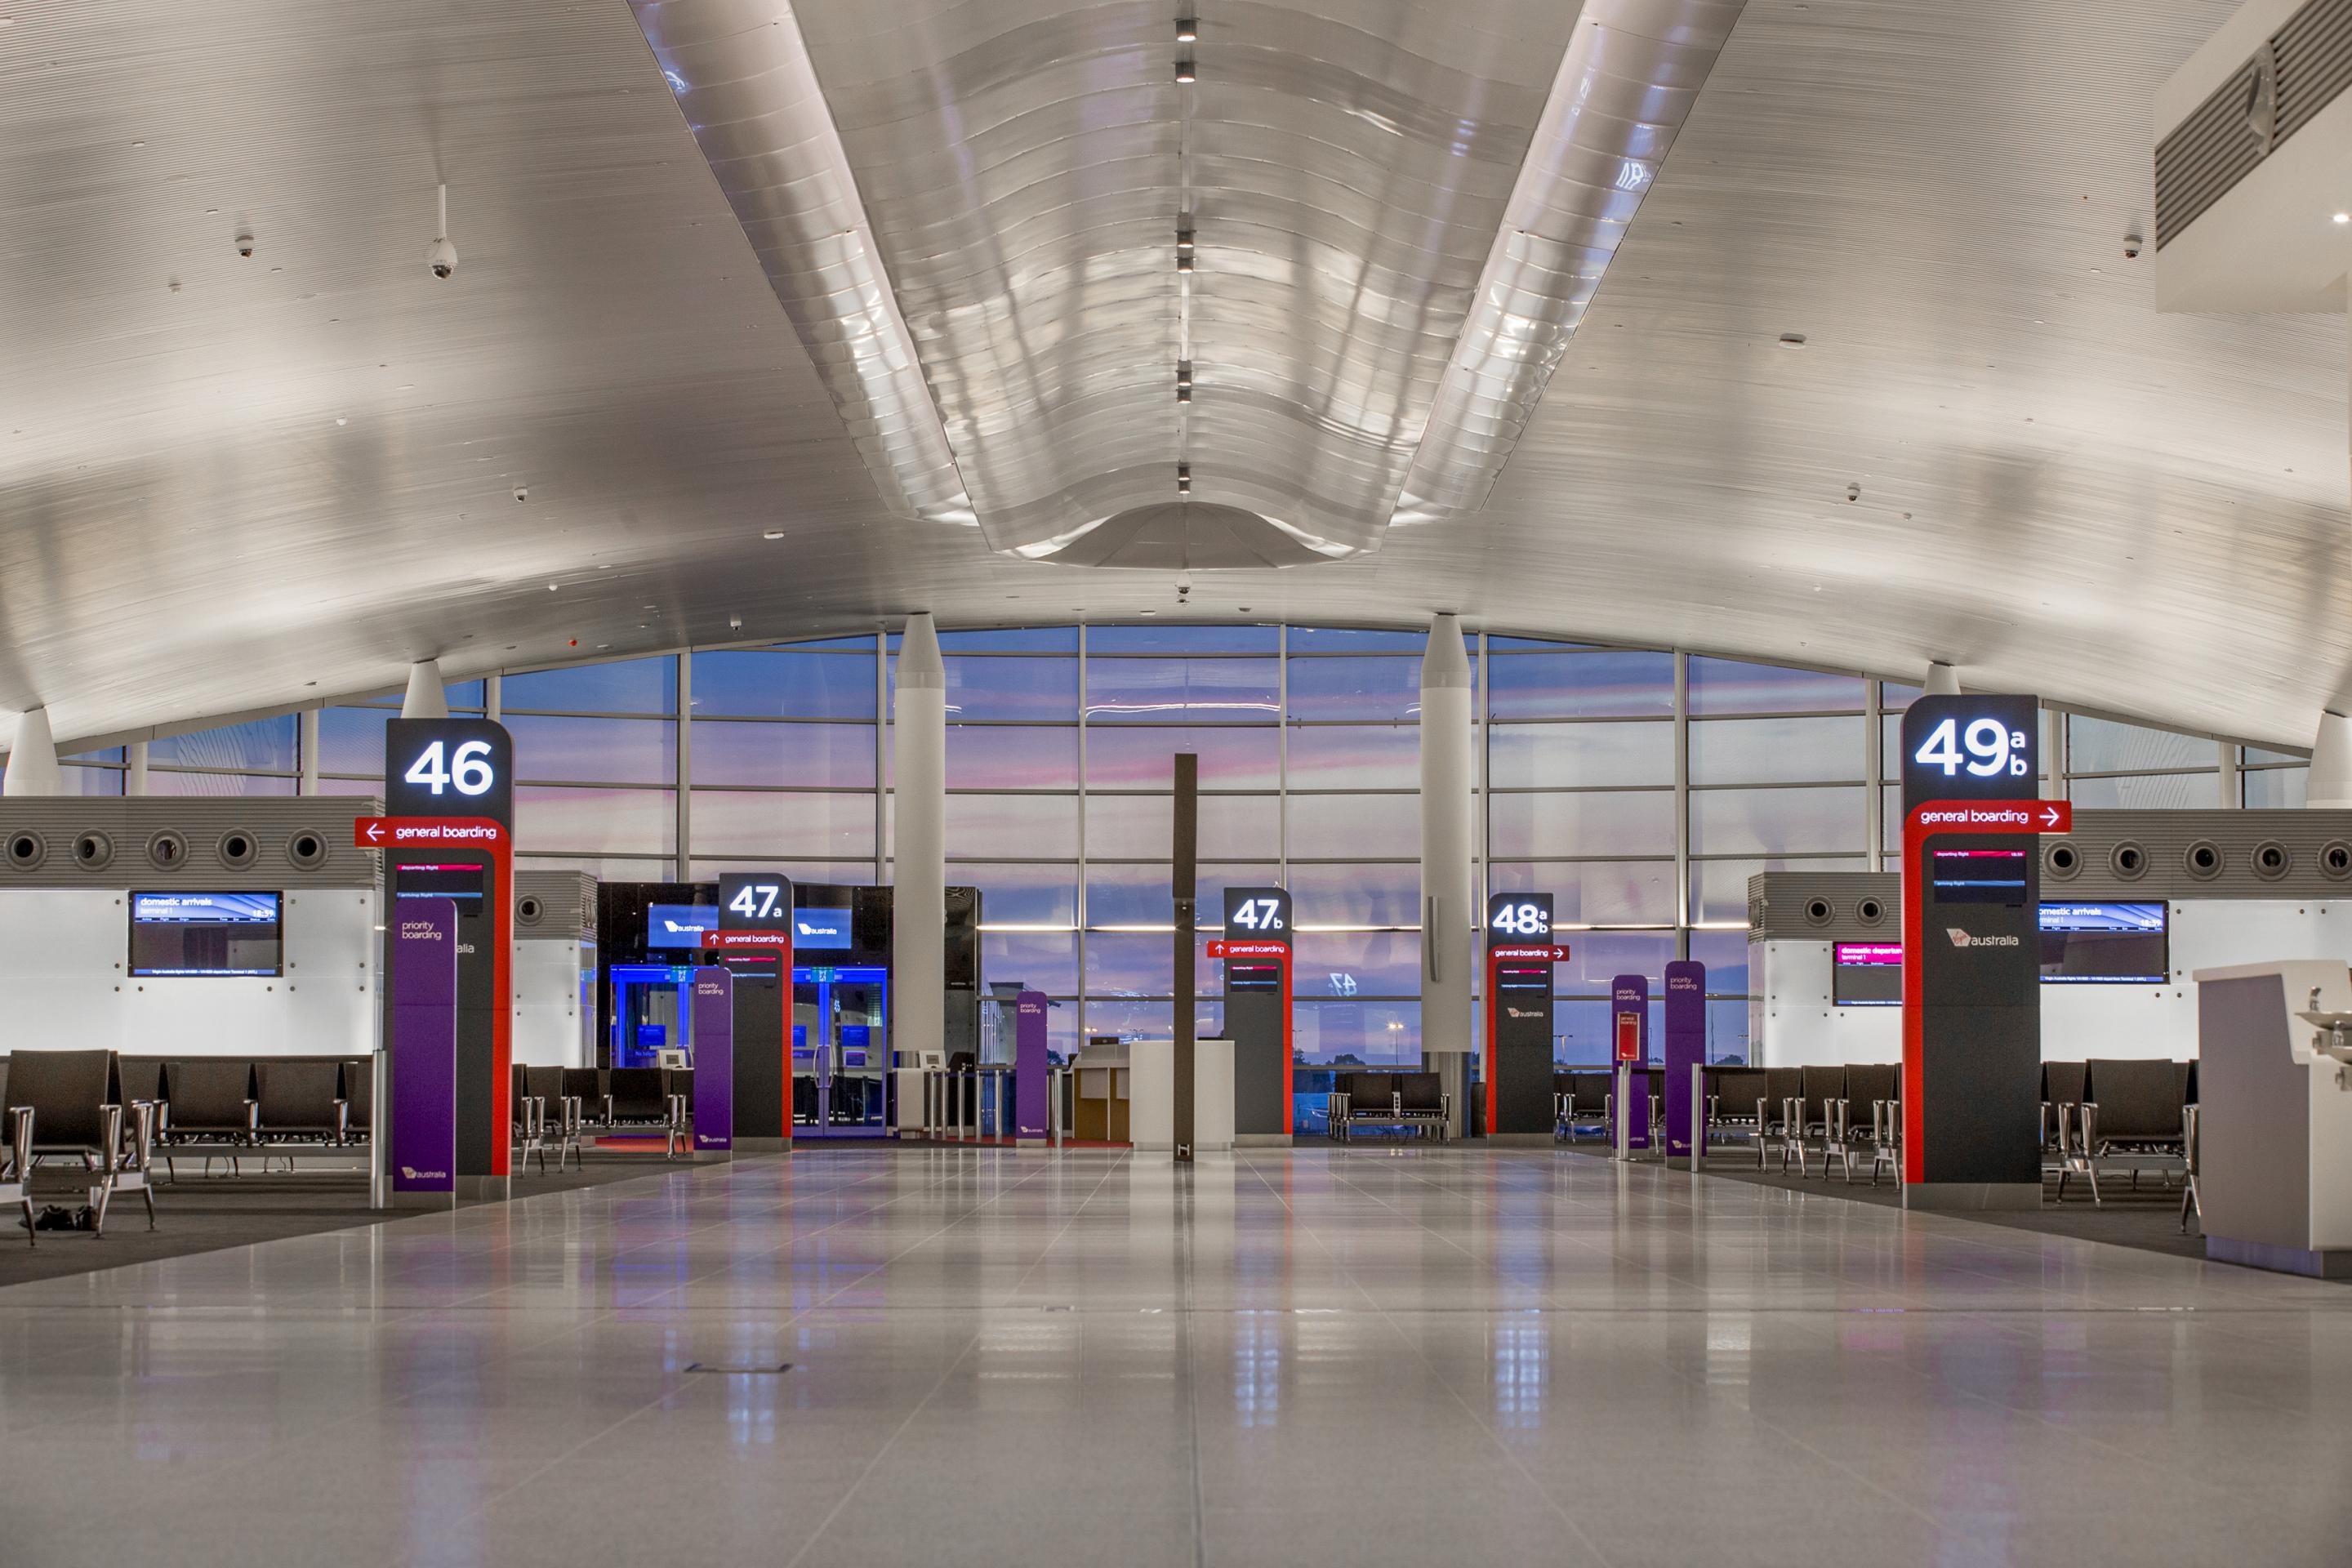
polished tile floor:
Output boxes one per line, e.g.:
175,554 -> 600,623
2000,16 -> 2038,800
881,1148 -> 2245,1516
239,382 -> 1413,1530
5,1147 -> 2351,1566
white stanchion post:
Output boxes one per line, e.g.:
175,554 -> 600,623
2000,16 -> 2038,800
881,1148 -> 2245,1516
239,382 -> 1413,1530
1614,1062 -> 1630,1162
1691,1061 -> 1706,1172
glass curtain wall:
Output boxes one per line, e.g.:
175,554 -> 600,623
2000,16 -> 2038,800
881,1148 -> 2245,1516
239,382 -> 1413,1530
47,629 -> 2324,1066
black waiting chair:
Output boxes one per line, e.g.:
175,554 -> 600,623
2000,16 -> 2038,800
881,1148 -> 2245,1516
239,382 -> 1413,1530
608,1067 -> 686,1157
160,1060 -> 260,1178
2,1049 -> 154,1237
1556,1071 -> 1611,1143
1833,1063 -> 1901,1184
255,1061 -> 348,1155
2061,1058 -> 2189,1205
1705,1067 -> 1771,1160
1790,1067 -> 1846,1176
561,1067 -> 612,1132
526,1066 -> 581,1170
510,1063 -> 548,1174
1395,1071 -> 1450,1141
1758,1067 -> 1803,1169
2042,1060 -> 2087,1183
342,1058 -> 375,1142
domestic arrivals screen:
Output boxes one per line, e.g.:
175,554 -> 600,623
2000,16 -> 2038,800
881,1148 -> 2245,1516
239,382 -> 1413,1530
128,891 -> 283,977
1832,942 -> 1903,1006
2038,902 -> 2167,984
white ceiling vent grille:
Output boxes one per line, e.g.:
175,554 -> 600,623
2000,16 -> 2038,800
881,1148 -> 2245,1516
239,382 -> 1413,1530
2156,0 -> 2352,247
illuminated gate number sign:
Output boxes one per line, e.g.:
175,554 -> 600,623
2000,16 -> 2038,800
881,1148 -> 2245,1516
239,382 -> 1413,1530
1910,716 -> 2030,779
1227,896 -> 1285,933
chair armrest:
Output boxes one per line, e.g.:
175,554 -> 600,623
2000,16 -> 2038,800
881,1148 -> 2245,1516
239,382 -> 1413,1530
100,1104 -> 124,1177
4,1106 -> 30,1179
334,1098 -> 350,1143
2078,1101 -> 2100,1155
243,1100 -> 261,1139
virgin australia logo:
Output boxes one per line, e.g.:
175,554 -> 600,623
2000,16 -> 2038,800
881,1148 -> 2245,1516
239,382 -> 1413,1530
1946,928 -> 2020,949
399,1165 -> 448,1181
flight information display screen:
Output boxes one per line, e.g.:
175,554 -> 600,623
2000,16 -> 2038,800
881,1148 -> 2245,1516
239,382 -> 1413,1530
128,891 -> 283,977
394,863 -> 487,903
1930,848 -> 2029,906
1832,942 -> 1904,1006
2039,902 -> 2168,984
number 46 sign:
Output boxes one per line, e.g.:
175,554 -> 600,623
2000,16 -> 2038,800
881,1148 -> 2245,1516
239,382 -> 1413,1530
385,719 -> 513,827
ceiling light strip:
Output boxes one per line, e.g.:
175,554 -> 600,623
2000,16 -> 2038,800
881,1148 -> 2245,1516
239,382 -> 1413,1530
1392,0 -> 1748,527
626,0 -> 976,528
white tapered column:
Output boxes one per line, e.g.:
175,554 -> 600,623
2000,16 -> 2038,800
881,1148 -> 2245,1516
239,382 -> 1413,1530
2,708 -> 61,795
1419,616 -> 1474,1063
1923,662 -> 1960,696
893,614 -> 947,1058
401,661 -> 449,719
2310,710 -> 2352,808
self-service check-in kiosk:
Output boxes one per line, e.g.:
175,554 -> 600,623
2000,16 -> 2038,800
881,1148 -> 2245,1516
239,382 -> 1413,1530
1214,886 -> 1293,1142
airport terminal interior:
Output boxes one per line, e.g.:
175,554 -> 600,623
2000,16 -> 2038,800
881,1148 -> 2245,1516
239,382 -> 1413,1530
5,0 -> 2352,1562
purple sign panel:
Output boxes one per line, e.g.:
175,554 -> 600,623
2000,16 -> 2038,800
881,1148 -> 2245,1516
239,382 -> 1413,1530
1663,960 -> 1707,1161
691,967 -> 733,1153
1612,973 -> 1650,1150
390,899 -> 458,1196
1014,990 -> 1050,1142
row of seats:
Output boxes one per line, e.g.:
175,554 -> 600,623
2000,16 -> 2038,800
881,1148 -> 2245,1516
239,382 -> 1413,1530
510,1064 -> 691,1168
1555,1065 -> 1904,1183
1329,1071 -> 1450,1141
113,1056 -> 372,1174
0,1049 -> 161,1240
2042,1058 -> 2196,1211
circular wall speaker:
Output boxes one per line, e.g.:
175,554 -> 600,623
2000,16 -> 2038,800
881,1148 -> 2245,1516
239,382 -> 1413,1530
146,829 -> 189,872
1855,897 -> 1886,925
2323,840 -> 2352,880
2251,840 -> 2292,880
71,831 -> 114,872
515,893 -> 546,929
286,831 -> 328,872
2045,842 -> 2081,880
1802,897 -> 1834,927
2184,840 -> 2223,880
2109,843 -> 2147,880
217,829 -> 258,871
6,831 -> 46,871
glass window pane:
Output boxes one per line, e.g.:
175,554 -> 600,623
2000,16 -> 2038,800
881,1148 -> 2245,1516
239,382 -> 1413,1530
516,786 -> 676,855
1087,625 -> 1277,654
1688,929 -> 1752,995
946,725 -> 1076,790
1285,724 -> 1419,790
1690,715 -> 1864,786
64,746 -> 125,765
1689,786 -> 1864,856
2246,746 -> 2306,766
2067,773 -> 2218,809
503,657 -> 676,715
509,715 -> 675,786
147,771 -> 296,797
1490,860 -> 1677,925
318,706 -> 394,776
1086,794 -> 1279,859
1291,932 -> 1420,997
1085,658 -> 1278,724
1294,1001 -> 1418,1067
692,650 -> 875,719
521,853 -> 677,880
942,795 -> 1079,858
1488,791 -> 1673,858
56,764 -> 125,797
691,860 -> 877,887
1552,930 -> 1677,994
939,627 -> 1078,653
1286,793 -> 1421,860
1487,721 -> 1673,789
149,716 -> 298,773
1687,658 -> 1863,715
1287,862 -> 1420,928
942,657 -> 1077,721
2068,715 -> 2211,774
956,864 -> 1077,927
1687,855 -> 1864,924
983,933 -> 1079,996
1486,650 -> 1673,719
314,775 -> 384,798
1086,933 -> 1174,995
693,720 -> 876,789
1286,627 -> 1425,653
1085,726 -> 1280,789
1706,999 -> 1752,1065
2246,767 -> 2308,809
1082,997 -> 1227,1041
1284,657 -> 1421,720
691,790 -> 873,858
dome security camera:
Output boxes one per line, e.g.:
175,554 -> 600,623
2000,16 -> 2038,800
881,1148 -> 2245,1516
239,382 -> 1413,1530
425,184 -> 457,280
235,231 -> 256,259
2123,233 -> 2143,259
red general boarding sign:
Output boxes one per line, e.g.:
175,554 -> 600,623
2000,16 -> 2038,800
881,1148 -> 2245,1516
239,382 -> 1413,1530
354,816 -> 510,849
1490,944 -> 1570,963
1206,939 -> 1290,959
1900,798 -> 2070,1183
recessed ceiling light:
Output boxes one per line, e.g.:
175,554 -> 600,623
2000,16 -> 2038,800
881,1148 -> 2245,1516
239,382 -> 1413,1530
1176,18 -> 1196,41
2335,212 -> 2350,225
1777,332 -> 1806,347
547,584 -> 559,591
1141,608 -> 1157,616
763,528 -> 784,540
1174,60 -> 1196,83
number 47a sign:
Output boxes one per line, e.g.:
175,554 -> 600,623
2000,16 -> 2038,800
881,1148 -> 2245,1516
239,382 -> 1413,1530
385,719 -> 513,827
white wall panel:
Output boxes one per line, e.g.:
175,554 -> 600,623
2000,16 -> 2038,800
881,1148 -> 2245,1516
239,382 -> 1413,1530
0,888 -> 376,1056
512,938 -> 591,1067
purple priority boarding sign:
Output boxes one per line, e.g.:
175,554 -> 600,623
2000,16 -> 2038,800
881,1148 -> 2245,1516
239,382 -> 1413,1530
691,967 -> 733,1154
1014,990 -> 1050,1143
1612,973 -> 1650,1150
1663,960 -> 1707,1165
390,898 -> 458,1203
